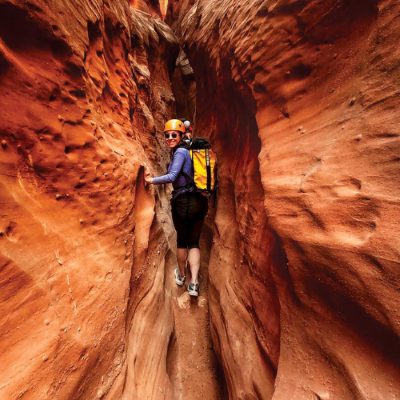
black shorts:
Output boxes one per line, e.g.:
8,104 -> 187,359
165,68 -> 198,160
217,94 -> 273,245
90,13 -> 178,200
171,192 -> 209,249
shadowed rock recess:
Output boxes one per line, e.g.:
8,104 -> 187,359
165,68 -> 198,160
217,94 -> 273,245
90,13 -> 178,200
0,0 -> 399,400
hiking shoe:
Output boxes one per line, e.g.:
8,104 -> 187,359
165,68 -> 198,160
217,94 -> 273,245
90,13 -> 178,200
174,267 -> 186,287
188,282 -> 199,297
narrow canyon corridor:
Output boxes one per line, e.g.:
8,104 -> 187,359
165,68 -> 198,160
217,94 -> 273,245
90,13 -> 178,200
166,220 -> 228,400
1,0 -> 400,399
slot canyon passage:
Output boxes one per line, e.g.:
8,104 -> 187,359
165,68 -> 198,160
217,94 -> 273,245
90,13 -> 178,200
1,0 -> 400,399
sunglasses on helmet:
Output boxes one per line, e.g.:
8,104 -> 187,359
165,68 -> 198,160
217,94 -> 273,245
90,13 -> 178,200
164,132 -> 179,139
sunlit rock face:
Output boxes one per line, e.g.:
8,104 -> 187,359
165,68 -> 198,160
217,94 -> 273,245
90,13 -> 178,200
131,0 -> 162,17
0,1 -> 180,399
175,0 -> 400,398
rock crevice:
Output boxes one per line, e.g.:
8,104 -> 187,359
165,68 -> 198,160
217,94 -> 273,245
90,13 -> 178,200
172,0 -> 400,398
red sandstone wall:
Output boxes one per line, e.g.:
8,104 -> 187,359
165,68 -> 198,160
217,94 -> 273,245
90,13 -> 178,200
176,0 -> 400,399
172,49 -> 196,121
0,1 -> 179,399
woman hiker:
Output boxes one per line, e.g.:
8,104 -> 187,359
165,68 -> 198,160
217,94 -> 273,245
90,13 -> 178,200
144,119 -> 208,297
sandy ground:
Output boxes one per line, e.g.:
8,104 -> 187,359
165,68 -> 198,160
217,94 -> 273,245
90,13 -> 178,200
166,212 -> 228,400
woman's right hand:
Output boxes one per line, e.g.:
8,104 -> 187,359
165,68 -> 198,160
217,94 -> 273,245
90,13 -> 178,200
144,176 -> 153,184
143,163 -> 153,185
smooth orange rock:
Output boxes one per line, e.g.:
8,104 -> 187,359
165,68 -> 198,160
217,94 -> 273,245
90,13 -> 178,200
0,1 -> 180,399
175,0 -> 400,398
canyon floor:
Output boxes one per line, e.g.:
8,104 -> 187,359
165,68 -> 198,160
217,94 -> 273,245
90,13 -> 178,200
167,217 -> 228,400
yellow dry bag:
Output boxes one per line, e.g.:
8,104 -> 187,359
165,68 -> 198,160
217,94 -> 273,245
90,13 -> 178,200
190,138 -> 217,194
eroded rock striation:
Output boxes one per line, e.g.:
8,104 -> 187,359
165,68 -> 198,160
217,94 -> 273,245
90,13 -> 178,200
174,0 -> 400,398
0,0 -> 181,398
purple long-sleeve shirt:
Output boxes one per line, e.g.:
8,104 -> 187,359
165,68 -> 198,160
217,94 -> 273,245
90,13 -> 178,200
153,148 -> 193,190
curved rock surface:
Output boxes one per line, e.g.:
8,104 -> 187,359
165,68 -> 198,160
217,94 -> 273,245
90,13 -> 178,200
0,0 -> 181,398
174,0 -> 400,399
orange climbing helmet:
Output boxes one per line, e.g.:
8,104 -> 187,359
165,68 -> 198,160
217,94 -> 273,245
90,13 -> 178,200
163,119 -> 186,134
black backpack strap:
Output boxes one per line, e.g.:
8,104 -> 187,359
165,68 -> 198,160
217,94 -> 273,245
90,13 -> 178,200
205,149 -> 211,192
182,170 -> 194,183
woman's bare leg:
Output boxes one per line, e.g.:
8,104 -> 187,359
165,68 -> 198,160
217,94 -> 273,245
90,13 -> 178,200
177,248 -> 188,276
188,248 -> 200,283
